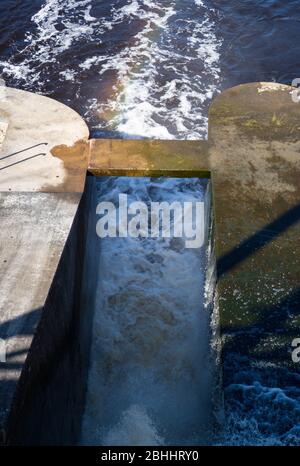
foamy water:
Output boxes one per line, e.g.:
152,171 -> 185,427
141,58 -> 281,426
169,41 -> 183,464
80,177 -> 213,445
0,0 -> 221,138
1,0 -> 299,446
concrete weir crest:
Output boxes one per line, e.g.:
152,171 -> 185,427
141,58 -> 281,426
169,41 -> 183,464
0,83 -> 299,444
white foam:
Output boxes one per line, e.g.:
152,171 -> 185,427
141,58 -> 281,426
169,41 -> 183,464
0,0 -> 99,87
59,69 -> 76,81
102,405 -> 164,446
89,1 -> 221,139
0,0 -> 222,139
81,178 -> 212,446
217,381 -> 300,446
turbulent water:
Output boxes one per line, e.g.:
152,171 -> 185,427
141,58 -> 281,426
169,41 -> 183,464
81,177 -> 214,446
1,0 -> 300,445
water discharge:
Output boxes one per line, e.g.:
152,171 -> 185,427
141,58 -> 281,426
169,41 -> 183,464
1,0 -> 300,446
80,177 -> 214,445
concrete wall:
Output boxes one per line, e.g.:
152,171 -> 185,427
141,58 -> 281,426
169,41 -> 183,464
5,176 -> 99,445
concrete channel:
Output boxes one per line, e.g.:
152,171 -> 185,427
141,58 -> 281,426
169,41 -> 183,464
0,82 -> 299,444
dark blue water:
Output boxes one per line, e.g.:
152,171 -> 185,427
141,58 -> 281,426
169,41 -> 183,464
0,0 -> 299,445
1,1 -> 300,137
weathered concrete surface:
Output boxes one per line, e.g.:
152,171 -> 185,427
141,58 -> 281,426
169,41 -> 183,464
208,82 -> 300,382
0,192 -> 81,432
0,87 -> 90,443
0,86 -> 89,192
89,139 -> 210,178
0,118 -> 8,152
5,177 -> 99,445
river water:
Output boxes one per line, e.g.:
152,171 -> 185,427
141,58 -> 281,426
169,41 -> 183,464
1,0 -> 300,445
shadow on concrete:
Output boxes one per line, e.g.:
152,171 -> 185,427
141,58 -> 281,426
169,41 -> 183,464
0,153 -> 46,171
221,288 -> 300,364
217,203 -> 300,394
0,308 -> 41,369
0,307 -> 41,339
217,202 -> 300,279
0,143 -> 48,162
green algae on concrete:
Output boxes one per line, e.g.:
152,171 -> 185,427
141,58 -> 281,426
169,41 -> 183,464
208,83 -> 300,391
88,139 -> 210,178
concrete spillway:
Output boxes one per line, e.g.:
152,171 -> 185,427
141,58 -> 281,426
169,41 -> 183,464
0,83 -> 299,444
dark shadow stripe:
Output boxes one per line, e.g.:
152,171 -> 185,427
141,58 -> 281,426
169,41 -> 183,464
217,203 -> 300,278
0,143 -> 48,162
0,153 -> 46,171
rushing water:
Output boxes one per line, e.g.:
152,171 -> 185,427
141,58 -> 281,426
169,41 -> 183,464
81,178 -> 214,446
1,0 -> 300,446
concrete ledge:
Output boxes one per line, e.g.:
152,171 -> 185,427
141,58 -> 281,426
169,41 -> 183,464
0,87 -> 91,443
88,139 -> 210,178
0,86 -> 89,193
